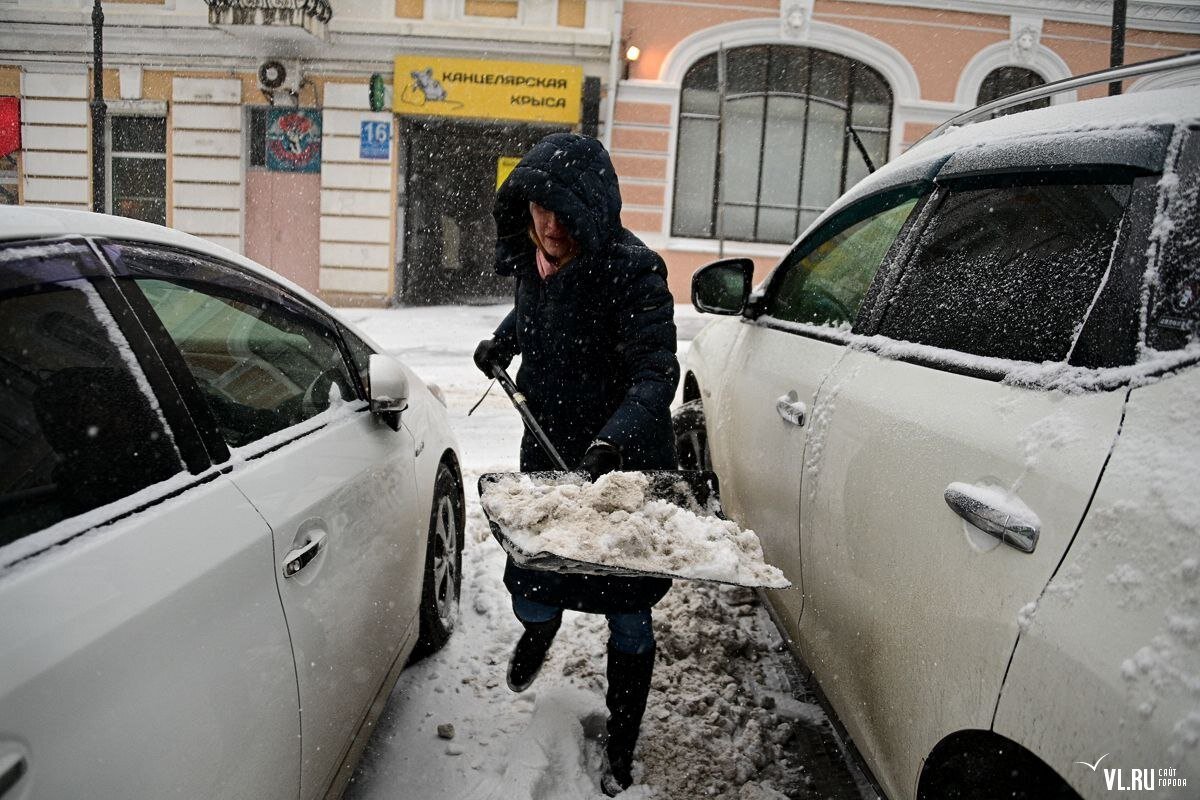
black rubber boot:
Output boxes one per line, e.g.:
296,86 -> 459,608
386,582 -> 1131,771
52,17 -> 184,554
506,616 -> 561,692
601,644 -> 655,796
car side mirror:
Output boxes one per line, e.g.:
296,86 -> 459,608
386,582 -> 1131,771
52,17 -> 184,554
692,258 -> 754,315
369,354 -> 409,431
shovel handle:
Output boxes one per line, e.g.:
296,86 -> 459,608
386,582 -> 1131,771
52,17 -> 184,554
490,364 -> 571,471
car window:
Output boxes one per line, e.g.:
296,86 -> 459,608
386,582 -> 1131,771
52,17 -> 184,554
764,191 -> 921,329
338,323 -> 375,392
1147,128 -> 1200,353
106,244 -> 357,449
0,247 -> 184,547
878,180 -> 1133,363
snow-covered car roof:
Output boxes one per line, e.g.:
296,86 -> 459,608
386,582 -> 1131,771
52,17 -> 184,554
0,205 -> 378,348
819,85 -> 1200,233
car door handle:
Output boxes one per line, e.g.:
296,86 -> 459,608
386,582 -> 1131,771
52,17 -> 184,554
944,484 -> 1040,554
0,752 -> 27,797
775,394 -> 806,427
283,530 -> 327,578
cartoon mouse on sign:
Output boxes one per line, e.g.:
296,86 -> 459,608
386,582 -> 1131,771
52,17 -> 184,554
401,68 -> 463,109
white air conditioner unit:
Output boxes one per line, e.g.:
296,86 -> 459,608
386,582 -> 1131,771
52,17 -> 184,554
257,60 -> 302,95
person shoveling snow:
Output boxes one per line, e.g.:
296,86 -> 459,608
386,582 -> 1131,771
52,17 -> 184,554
480,471 -> 789,589
474,131 -> 681,796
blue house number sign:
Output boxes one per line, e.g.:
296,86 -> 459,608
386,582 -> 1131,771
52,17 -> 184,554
360,120 -> 391,160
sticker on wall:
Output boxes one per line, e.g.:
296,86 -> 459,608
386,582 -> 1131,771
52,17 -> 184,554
266,108 -> 322,173
496,156 -> 520,189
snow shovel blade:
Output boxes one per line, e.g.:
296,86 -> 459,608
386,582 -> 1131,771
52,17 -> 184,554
477,470 -> 770,588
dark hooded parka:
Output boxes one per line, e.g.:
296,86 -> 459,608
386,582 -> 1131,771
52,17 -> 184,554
491,132 -> 679,615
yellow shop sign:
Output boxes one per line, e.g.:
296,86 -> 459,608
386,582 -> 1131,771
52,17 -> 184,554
393,56 -> 582,125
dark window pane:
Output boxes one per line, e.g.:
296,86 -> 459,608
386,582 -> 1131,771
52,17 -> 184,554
0,269 -> 183,546
726,46 -> 768,96
249,106 -> 269,167
111,116 -> 166,153
978,66 -> 1050,117
810,51 -> 849,103
879,182 -> 1133,363
770,46 -> 810,97
681,54 -> 719,115
112,156 -> 167,225
767,196 -> 919,327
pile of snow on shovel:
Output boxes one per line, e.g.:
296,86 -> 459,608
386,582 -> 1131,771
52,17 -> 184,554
481,471 -> 789,588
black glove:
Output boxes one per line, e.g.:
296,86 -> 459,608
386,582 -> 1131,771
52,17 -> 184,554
577,440 -> 621,482
473,338 -> 512,378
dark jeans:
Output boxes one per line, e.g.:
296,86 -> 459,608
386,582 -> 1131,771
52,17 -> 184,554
512,594 -> 655,655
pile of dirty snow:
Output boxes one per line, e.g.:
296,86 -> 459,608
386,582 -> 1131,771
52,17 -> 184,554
480,471 -> 789,588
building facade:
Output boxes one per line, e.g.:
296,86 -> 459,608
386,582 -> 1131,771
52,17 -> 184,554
0,0 -> 617,305
1,0 -> 1198,305
611,0 -> 1200,298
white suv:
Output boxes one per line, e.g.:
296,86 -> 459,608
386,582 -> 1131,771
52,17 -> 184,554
676,85 -> 1199,800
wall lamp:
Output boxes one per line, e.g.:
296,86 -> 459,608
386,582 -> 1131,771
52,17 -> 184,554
623,43 -> 640,80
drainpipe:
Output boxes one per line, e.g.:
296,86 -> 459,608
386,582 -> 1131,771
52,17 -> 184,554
90,0 -> 106,213
603,0 -> 624,148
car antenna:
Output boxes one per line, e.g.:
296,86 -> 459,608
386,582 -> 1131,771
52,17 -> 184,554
845,125 -> 876,174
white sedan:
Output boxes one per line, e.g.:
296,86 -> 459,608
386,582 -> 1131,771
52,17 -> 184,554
0,207 -> 464,800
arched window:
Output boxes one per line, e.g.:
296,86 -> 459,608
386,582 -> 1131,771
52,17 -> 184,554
977,66 -> 1049,116
672,45 -> 892,244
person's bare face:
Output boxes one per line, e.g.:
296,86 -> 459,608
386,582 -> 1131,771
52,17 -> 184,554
529,202 -> 578,261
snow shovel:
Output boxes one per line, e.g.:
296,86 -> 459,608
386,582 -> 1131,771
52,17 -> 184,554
479,366 -> 787,588
478,470 -> 751,583
487,363 -> 570,471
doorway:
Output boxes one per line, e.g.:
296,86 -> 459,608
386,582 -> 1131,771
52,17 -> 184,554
397,118 -> 564,304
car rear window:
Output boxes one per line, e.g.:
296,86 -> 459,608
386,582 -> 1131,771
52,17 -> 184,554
1147,128 -> 1200,353
877,180 -> 1133,364
0,245 -> 184,548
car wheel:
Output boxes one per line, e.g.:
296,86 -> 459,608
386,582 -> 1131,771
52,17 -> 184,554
411,462 -> 464,661
673,398 -> 710,471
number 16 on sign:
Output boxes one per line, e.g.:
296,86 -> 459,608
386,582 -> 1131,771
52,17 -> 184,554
360,120 -> 391,160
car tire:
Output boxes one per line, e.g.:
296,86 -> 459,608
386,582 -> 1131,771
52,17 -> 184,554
411,461 -> 464,662
673,399 -> 710,471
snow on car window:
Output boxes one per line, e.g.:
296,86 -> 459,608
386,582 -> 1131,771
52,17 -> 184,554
0,261 -> 185,553
1145,126 -> 1200,354
878,181 -> 1133,364
77,282 -> 181,459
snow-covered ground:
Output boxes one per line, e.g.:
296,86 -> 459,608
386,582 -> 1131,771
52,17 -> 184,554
335,304 -> 847,800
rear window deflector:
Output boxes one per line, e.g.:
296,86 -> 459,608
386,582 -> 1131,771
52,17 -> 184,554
935,124 -> 1171,183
